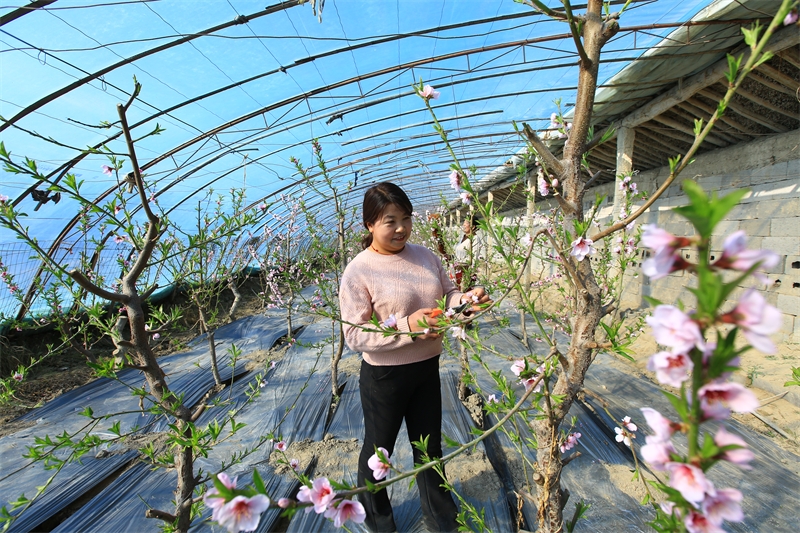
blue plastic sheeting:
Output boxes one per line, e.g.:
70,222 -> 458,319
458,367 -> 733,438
289,365 -> 513,533
0,450 -> 137,533
2,313 -> 289,532
50,318 -> 331,533
467,326 -> 654,531
582,353 -> 800,533
469,326 -> 800,533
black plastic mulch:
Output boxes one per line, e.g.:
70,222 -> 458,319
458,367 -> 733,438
2,308 -> 799,533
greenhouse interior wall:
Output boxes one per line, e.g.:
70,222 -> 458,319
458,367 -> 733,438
507,129 -> 800,343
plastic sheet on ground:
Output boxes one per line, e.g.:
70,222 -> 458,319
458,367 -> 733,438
5,307 -> 800,533
291,365 -> 512,533
2,313 -> 289,532
1,450 -> 137,533
582,353 -> 800,533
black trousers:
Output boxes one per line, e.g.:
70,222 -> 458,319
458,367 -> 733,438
358,356 -> 459,533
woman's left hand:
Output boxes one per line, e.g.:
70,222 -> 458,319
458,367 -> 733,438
461,287 -> 492,313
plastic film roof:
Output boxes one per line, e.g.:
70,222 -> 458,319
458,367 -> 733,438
4,0 -> 791,320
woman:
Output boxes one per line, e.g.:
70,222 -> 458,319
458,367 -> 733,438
453,215 -> 483,287
339,182 -> 489,533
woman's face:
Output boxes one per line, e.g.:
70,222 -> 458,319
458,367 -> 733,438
367,203 -> 412,254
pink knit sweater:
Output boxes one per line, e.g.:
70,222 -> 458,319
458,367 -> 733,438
339,243 -> 464,366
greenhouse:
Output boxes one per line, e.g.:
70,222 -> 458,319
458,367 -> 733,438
0,0 -> 798,532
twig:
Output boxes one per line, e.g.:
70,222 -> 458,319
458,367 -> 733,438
759,391 -> 788,407
750,411 -> 792,440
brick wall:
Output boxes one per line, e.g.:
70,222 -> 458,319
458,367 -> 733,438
509,129 -> 800,343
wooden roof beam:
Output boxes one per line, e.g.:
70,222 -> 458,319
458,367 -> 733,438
685,97 -> 754,137
698,88 -> 788,133
756,63 -> 800,93
775,49 -> 800,70
734,86 -> 800,121
749,71 -> 797,97
675,101 -> 749,141
642,119 -> 699,146
636,127 -> 691,158
651,114 -> 728,147
592,27 -> 800,144
670,105 -> 741,144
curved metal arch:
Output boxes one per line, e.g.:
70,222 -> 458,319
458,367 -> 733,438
0,1 -> 301,134
107,19 -> 740,188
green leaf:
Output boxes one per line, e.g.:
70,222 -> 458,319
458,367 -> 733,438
643,296 -> 664,307
725,53 -> 743,83
661,390 -> 689,420
442,434 -> 460,448
252,469 -> 267,495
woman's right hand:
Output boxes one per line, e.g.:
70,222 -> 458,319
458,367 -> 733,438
408,308 -> 441,339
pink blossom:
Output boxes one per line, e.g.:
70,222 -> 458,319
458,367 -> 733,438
152,333 -> 160,340
444,308 -> 455,319
101,165 -> 113,176
647,351 -> 693,388
684,511 -> 726,533
622,416 -> 637,432
487,394 -> 499,404
289,458 -> 300,471
459,192 -> 472,205
718,231 -> 779,273
216,494 -> 270,533
614,426 -> 633,447
510,359 -> 526,377
449,170 -> 461,192
113,234 -> 125,244
640,436 -> 676,471
203,473 -> 238,521
702,488 -> 744,525
13,371 -> 23,382
560,432 -> 581,453
274,440 -> 287,452
521,367 -> 545,393
538,178 -> 550,197
698,382 -> 759,420
640,407 -> 675,441
641,224 -> 686,253
549,112 -> 559,129
451,326 -> 466,340
383,314 -> 397,329
521,234 -> 533,248
784,9 -> 798,25
551,178 -> 559,188
259,203 -> 267,211
367,447 -> 392,480
713,426 -> 753,469
419,85 -> 440,100
297,477 -> 336,513
0,194 -> 9,203
569,237 -> 595,262
642,247 -> 684,280
278,498 -> 291,508
324,499 -> 367,528
724,289 -> 781,354
667,462 -> 715,503
646,305 -> 705,353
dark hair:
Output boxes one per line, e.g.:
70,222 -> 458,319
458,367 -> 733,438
361,182 -> 413,249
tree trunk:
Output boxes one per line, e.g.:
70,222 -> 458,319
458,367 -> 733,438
197,304 -> 222,386
331,318 -> 344,397
227,275 -> 241,322
531,2 -> 616,530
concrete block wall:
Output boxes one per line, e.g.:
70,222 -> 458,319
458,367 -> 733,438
513,129 -> 800,343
